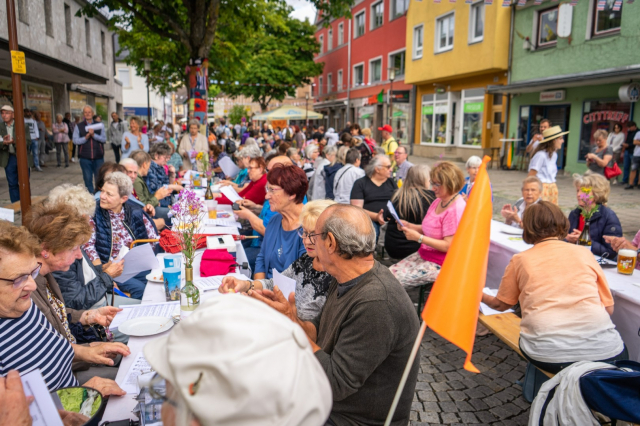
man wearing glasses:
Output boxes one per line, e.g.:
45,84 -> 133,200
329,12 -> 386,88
394,145 -> 413,181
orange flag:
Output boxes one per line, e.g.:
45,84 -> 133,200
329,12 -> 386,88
422,155 -> 493,373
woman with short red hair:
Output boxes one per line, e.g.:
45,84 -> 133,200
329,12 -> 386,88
216,157 -> 267,205
254,164 -> 308,279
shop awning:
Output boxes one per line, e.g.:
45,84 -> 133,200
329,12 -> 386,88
253,106 -> 323,121
487,65 -> 640,95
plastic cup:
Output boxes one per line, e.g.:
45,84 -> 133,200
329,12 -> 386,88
163,267 -> 182,301
206,200 -> 218,219
163,254 -> 182,269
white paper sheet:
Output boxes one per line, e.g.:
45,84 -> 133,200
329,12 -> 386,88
220,186 -> 242,203
109,302 -> 180,331
20,370 -> 64,426
118,351 -> 153,394
0,207 -> 14,223
205,218 -> 242,228
201,226 -> 239,235
114,246 -> 129,262
219,156 -> 240,178
114,244 -> 160,284
194,273 -> 249,292
386,200 -> 403,228
85,123 -> 104,132
273,269 -> 296,301
480,287 -> 514,316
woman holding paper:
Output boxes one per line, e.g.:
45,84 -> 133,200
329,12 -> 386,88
220,200 -> 335,320
121,116 -> 149,159
0,220 -> 128,395
220,145 -> 262,192
179,119 -> 208,171
216,156 -> 267,205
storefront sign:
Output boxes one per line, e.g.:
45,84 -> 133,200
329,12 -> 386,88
391,90 -> 410,103
557,4 -> 573,38
463,102 -> 484,113
619,83 -> 640,103
582,110 -> 629,124
422,105 -> 433,115
539,90 -> 565,102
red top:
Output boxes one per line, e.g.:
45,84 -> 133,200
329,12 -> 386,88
217,173 -> 267,205
578,215 -> 585,232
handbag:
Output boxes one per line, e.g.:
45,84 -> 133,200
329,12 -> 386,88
604,162 -> 622,179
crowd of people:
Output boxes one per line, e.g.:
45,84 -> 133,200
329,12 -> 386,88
1,107 -> 639,426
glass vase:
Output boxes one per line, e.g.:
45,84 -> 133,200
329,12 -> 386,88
180,267 -> 200,319
577,220 -> 592,250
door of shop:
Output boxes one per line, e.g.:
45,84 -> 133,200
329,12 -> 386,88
490,95 -> 504,149
523,105 -> 571,169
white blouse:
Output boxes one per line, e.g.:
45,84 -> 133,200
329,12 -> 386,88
529,151 -> 558,184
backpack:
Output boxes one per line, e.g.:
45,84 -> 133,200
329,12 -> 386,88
225,139 -> 237,155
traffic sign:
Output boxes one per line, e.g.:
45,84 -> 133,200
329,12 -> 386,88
10,50 -> 26,74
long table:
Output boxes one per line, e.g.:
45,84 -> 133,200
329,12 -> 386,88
101,204 -> 247,424
487,220 -> 640,362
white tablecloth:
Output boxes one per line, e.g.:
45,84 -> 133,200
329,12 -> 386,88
487,220 -> 640,362
101,204 -> 247,424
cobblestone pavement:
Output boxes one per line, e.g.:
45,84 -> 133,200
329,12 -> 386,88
410,329 -> 530,425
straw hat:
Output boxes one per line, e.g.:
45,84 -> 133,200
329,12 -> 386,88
540,125 -> 569,144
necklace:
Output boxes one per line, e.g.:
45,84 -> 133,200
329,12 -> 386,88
535,237 -> 558,245
441,194 -> 458,208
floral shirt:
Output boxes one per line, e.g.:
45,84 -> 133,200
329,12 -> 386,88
83,209 -> 158,262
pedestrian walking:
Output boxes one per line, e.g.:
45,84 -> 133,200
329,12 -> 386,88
68,115 -> 79,163
0,105 -> 34,202
34,111 -> 48,167
73,105 -> 106,193
24,109 -> 42,172
52,114 -> 70,168
622,121 -> 638,186
107,112 -> 127,163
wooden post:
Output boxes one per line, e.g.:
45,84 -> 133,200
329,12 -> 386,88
5,0 -> 32,223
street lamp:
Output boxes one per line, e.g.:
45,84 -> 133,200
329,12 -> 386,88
305,92 -> 310,127
143,58 -> 152,126
388,67 -> 396,126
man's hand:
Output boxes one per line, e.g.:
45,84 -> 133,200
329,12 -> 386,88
144,204 -> 156,217
3,135 -> 14,145
83,342 -> 130,366
102,260 -> 124,278
82,377 -> 126,397
219,277 -> 252,293
565,228 -> 581,244
83,306 -> 122,327
58,410 -> 89,426
248,286 -> 298,323
500,204 -> 518,223
0,370 -> 33,426
154,186 -> 171,200
604,235 -> 637,252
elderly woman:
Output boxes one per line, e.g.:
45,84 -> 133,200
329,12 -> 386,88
586,129 -> 614,176
220,200 -> 335,320
223,144 -> 262,192
483,202 -> 627,374
217,156 -> 267,206
383,165 -> 435,260
52,113 -> 70,167
147,143 -> 183,207
0,221 -> 128,395
178,119 -> 208,171
303,144 -> 319,180
254,164 -> 309,279
390,162 -> 466,287
350,154 -> 397,239
608,123 -> 625,169
121,116 -> 149,159
500,176 -> 542,229
287,147 -> 303,167
459,155 -> 482,199
529,126 -> 568,205
83,172 -> 159,299
309,145 -> 336,201
565,173 -> 622,258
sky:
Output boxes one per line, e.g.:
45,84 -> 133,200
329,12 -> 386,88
286,0 -> 317,22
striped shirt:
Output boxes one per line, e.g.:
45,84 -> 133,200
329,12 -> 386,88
0,302 -> 77,391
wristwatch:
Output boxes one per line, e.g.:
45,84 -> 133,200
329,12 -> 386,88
418,235 -> 424,245
248,281 -> 255,292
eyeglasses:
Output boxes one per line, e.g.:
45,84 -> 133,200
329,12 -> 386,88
265,185 -> 284,194
297,229 -> 325,244
148,373 -> 178,407
431,182 -> 442,188
0,262 -> 42,289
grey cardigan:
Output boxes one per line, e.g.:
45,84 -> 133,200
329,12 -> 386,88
107,120 -> 128,145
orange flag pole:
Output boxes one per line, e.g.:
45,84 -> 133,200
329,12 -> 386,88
385,156 -> 493,425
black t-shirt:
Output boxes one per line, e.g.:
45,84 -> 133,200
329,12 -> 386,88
383,190 -> 435,260
350,177 -> 397,215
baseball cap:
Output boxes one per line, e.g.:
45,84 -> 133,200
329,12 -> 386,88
1,105 -> 14,112
378,124 -> 393,132
144,295 -> 332,426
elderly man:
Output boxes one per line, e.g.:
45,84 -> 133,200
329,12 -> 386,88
0,105 -> 34,202
249,204 -> 420,426
108,112 -> 127,163
73,105 -> 106,193
378,124 -> 398,168
394,145 -> 413,181
333,148 -> 365,204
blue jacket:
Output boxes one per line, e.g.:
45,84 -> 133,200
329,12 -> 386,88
568,205 -> 622,259
323,163 -> 343,200
145,161 -> 171,207
52,250 -> 113,310
94,203 -> 150,263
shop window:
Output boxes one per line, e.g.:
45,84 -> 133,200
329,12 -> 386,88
392,0 -> 409,20
371,1 -> 384,30
436,13 -> 455,53
118,68 -> 130,87
413,25 -> 424,59
327,74 -> 333,93
64,4 -> 72,46
26,84 -> 54,130
537,7 -> 558,48
358,106 -> 375,130
494,112 -> 502,124
469,2 -> 484,44
493,94 -> 503,105
370,59 -> 382,83
389,50 -> 406,78
338,23 -> 344,45
44,0 -> 53,37
421,94 -> 448,145
354,64 -> 364,86
461,90 -> 484,146
593,0 -> 622,37
579,100 -> 631,161
355,11 -> 366,38
318,35 -> 324,54
327,28 -> 333,50
391,104 -> 410,144
96,97 -> 109,122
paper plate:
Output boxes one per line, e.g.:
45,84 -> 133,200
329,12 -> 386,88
500,226 -> 523,236
118,316 -> 174,337
146,270 -> 164,283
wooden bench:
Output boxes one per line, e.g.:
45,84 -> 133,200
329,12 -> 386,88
478,312 -> 554,378
2,196 -> 47,213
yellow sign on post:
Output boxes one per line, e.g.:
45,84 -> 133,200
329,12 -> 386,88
10,51 -> 26,74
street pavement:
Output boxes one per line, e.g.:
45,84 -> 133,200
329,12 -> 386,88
1,149 -> 639,424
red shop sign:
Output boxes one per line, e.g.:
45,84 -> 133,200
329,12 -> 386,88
583,110 -> 629,124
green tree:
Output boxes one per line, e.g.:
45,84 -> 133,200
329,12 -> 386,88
222,4 -> 323,111
228,105 -> 249,126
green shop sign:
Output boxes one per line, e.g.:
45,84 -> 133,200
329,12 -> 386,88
422,105 -> 434,115
464,102 -> 484,114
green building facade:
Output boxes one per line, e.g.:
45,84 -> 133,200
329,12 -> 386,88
490,0 -> 640,174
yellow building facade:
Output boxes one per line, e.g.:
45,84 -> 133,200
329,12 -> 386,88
405,1 -> 511,161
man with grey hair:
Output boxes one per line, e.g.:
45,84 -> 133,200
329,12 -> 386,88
333,147 -> 365,204
394,145 -> 413,181
73,105 -> 107,193
249,204 -> 420,426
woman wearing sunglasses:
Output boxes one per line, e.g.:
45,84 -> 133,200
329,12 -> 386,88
0,220 -> 127,396
220,200 -> 335,320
